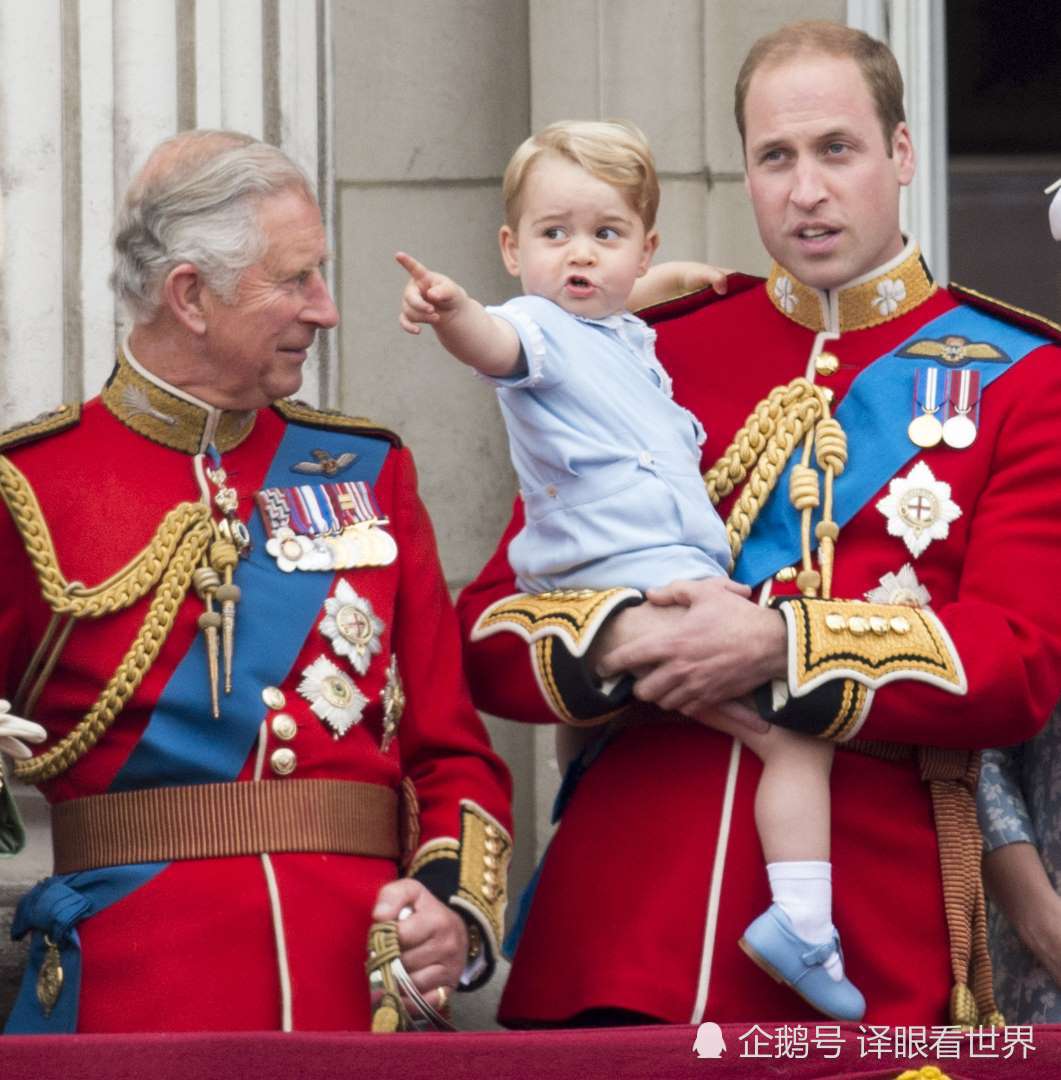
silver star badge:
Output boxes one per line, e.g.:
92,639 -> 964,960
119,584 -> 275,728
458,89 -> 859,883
864,563 -> 932,607
297,655 -> 367,738
319,580 -> 384,675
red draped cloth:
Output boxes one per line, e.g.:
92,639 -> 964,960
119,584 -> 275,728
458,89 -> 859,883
1,1024 -> 1056,1079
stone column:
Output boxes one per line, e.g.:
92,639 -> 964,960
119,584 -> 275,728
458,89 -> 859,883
0,0 -> 333,428
0,0 -> 332,1022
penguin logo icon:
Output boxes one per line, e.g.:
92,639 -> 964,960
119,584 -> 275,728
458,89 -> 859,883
693,1021 -> 726,1059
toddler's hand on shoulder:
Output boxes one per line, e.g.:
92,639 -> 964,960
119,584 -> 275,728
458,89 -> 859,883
396,251 -> 467,334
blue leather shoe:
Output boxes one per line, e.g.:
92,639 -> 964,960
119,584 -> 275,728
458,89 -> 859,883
739,904 -> 866,1021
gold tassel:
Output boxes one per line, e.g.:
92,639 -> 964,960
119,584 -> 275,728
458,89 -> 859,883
193,566 -> 222,718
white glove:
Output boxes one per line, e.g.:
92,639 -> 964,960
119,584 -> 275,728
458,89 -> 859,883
0,699 -> 47,760
1048,178 -> 1061,242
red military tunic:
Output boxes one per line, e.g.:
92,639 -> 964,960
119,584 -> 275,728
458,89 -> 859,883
0,350 -> 511,1033
457,242 -> 1061,1027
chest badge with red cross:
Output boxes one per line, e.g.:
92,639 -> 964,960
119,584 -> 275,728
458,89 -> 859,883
876,460 -> 962,558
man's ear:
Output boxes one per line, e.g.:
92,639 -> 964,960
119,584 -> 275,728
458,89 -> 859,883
892,122 -> 916,187
637,229 -> 661,276
162,263 -> 209,335
499,225 -> 520,278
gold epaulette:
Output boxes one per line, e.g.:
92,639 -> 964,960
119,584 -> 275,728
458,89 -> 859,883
950,283 -> 1060,343
0,404 -> 81,454
273,398 -> 402,448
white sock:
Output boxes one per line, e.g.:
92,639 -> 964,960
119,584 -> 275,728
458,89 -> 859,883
767,860 -> 844,982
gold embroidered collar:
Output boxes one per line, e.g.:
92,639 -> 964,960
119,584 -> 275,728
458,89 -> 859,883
766,240 -> 937,334
102,346 -> 256,455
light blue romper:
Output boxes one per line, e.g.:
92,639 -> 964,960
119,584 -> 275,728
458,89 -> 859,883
484,295 -> 731,593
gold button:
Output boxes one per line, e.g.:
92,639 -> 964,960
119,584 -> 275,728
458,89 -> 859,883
270,747 -> 296,776
848,616 -> 869,635
483,870 -> 498,886
825,613 -> 846,632
481,884 -> 497,901
546,485 -> 558,498
272,713 -> 297,741
815,351 -> 840,376
890,616 -> 911,634
466,923 -> 483,961
485,839 -> 503,855
483,854 -> 497,869
485,824 -> 500,840
262,686 -> 286,710
774,566 -> 798,583
868,616 -> 888,635
821,387 -> 835,404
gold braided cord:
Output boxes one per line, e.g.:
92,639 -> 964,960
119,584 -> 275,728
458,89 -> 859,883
722,394 -> 824,563
0,454 -> 214,783
14,517 -> 211,783
704,380 -> 807,505
702,378 -> 847,591
0,456 -> 211,618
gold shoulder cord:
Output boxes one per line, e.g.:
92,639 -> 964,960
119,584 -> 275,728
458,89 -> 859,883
0,456 -> 213,783
704,376 -> 846,595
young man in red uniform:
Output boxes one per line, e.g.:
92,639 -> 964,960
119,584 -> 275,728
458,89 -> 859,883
458,21 -> 1061,1027
0,131 -> 511,1034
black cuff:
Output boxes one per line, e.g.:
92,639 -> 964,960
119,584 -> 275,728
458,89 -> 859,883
543,595 -> 643,722
411,854 -> 460,910
410,857 -> 494,991
754,676 -> 867,739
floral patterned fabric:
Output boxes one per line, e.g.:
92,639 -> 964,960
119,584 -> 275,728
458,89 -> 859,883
978,705 -> 1061,1021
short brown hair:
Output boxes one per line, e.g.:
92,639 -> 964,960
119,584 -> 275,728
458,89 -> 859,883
734,21 -> 906,154
502,120 -> 660,231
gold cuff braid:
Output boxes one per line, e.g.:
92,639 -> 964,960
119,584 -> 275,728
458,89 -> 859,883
454,801 -> 511,955
471,588 -> 641,658
779,596 -> 966,696
820,679 -> 871,742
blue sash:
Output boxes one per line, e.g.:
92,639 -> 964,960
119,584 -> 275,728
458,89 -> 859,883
5,418 -> 390,1034
732,304 -> 1049,586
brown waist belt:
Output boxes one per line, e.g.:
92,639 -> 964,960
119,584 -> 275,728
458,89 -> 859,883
51,779 -> 400,874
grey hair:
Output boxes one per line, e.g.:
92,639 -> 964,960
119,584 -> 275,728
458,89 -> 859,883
111,130 -> 315,323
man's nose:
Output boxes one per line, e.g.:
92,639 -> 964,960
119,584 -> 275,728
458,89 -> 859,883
304,271 -> 340,328
789,158 -> 827,211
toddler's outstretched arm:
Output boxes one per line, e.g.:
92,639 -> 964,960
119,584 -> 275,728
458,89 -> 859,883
397,251 -> 521,377
629,261 -> 730,311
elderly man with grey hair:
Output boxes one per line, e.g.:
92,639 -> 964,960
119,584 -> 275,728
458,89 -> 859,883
0,130 -> 512,1035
